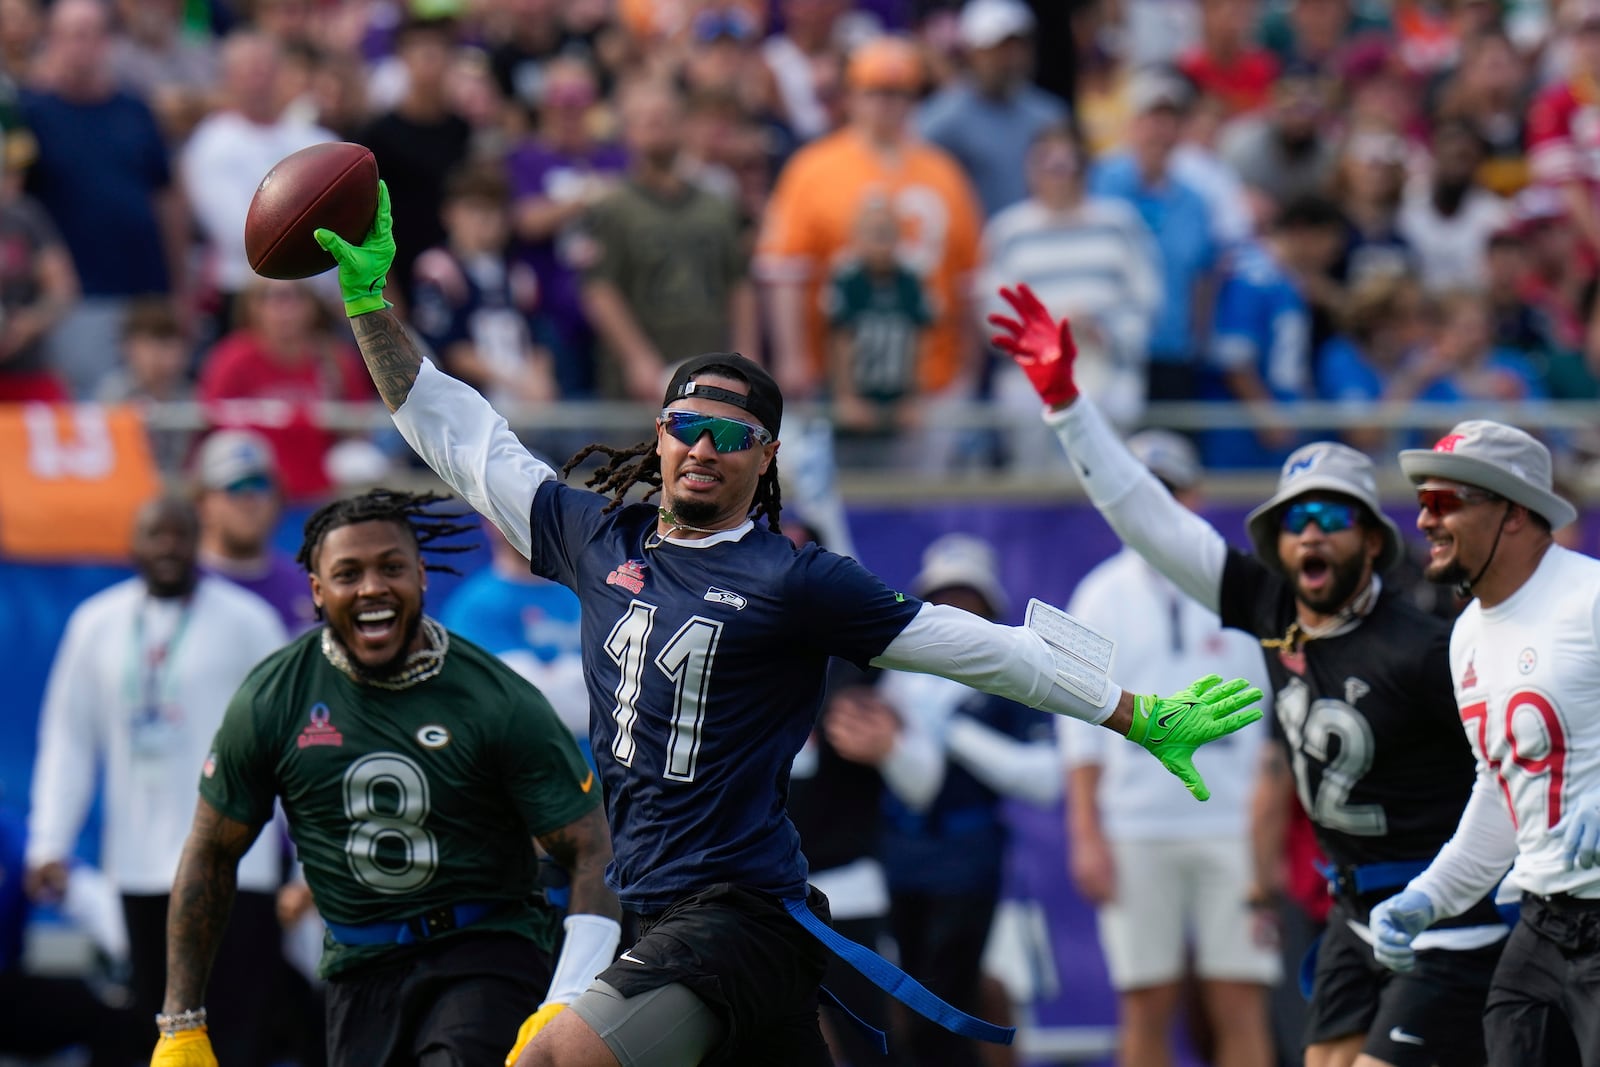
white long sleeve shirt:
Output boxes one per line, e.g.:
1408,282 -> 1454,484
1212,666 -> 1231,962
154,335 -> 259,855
27,575 -> 288,894
390,357 -> 1123,724
1411,545 -> 1600,915
1060,548 -> 1272,840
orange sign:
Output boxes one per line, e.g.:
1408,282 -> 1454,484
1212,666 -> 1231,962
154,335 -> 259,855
0,403 -> 162,561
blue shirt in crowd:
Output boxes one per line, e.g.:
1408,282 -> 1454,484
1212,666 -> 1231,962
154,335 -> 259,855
918,83 -> 1068,218
1087,155 -> 1216,364
21,89 -> 171,297
1205,242 -> 1313,469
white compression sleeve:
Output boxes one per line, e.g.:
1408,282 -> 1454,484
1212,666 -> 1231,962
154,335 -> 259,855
1045,398 -> 1227,614
1407,772 -> 1519,920
873,604 -> 1122,726
390,358 -> 556,560
945,717 -> 1064,805
542,914 -> 622,1006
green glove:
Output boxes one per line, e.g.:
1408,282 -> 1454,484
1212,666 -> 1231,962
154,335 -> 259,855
313,179 -> 394,317
1129,674 -> 1264,801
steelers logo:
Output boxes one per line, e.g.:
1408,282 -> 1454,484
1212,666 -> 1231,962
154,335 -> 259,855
1518,649 -> 1537,675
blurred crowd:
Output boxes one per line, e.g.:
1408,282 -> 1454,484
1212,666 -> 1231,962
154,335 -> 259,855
4,0 -> 1600,496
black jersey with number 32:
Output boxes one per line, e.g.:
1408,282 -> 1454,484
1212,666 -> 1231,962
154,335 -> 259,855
528,481 -> 922,914
1219,550 -> 1499,924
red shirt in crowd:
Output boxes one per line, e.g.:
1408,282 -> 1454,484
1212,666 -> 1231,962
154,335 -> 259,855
1177,48 -> 1281,116
197,330 -> 372,501
1527,74 -> 1600,191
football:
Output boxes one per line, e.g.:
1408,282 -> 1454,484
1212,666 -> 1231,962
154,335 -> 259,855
245,142 -> 379,280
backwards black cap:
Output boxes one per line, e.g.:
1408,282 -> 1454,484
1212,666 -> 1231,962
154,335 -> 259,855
661,352 -> 783,438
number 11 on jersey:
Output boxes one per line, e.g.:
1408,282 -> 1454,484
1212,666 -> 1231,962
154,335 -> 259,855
605,600 -> 723,782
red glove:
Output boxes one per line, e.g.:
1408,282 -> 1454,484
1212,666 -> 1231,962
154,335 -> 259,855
987,283 -> 1079,407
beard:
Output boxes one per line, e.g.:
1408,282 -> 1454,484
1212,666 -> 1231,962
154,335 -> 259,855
1295,550 -> 1368,614
331,610 -> 424,682
665,493 -> 723,528
1424,551 -> 1471,590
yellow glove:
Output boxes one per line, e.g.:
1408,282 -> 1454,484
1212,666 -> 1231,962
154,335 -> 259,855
505,1003 -> 566,1066
151,1027 -> 218,1067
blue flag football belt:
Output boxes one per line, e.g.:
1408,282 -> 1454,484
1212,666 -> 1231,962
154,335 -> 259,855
324,902 -> 498,946
784,896 -> 1016,1047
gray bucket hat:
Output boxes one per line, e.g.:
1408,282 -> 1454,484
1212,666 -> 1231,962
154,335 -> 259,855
1398,420 -> 1577,530
1245,441 -> 1403,574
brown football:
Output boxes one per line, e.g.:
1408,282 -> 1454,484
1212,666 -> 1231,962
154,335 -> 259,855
245,142 -> 379,280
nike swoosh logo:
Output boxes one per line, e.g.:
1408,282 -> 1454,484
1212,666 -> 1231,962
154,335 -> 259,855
620,950 -> 646,964
1156,708 -> 1181,730
1388,1027 -> 1425,1046
580,770 -> 595,794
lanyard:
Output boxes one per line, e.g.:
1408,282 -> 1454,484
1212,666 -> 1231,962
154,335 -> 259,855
126,593 -> 196,714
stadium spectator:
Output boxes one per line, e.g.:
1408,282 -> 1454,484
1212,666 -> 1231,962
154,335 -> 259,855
1373,423 -> 1599,1065
1332,128 -> 1416,287
1088,68 -> 1219,403
0,0 -> 42,83
869,533 -> 1061,1067
1062,430 -> 1278,1067
197,277 -> 374,503
439,516 -> 589,746
1431,29 -> 1530,197
355,13 -> 472,303
1177,0 -> 1281,117
22,0 -> 186,399
154,488 -> 619,1067
994,286 -> 1507,1067
1529,0 -> 1600,257
1259,0 -> 1382,72
1511,186 -> 1593,357
1397,119 -> 1510,293
411,164 -> 558,409
26,495 -> 288,1065
680,4 -> 794,170
762,0 -> 849,143
316,196 -> 1264,1063
1482,225 -> 1561,367
1171,88 -> 1257,249
759,36 -> 982,406
183,30 -> 335,342
824,195 -> 932,468
917,0 -> 1068,219
484,0 -> 586,115
108,0 -> 220,143
1202,197 -> 1330,470
979,122 -> 1160,451
1431,290 -> 1547,403
1218,61 -> 1340,216
1315,271 -> 1453,456
507,54 -> 626,396
192,428 -> 318,634
0,155 -> 76,403
1069,0 -> 1137,158
98,297 -> 193,472
579,77 -> 757,400
447,45 -> 517,162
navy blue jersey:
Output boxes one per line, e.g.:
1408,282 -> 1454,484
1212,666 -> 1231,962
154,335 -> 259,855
528,482 -> 923,912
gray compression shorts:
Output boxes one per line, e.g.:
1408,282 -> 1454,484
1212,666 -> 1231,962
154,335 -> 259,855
568,980 -> 728,1067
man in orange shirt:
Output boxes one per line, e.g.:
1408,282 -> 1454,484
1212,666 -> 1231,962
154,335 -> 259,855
757,37 -> 983,417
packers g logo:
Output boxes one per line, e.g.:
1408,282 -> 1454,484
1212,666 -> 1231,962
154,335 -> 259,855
416,724 -> 451,749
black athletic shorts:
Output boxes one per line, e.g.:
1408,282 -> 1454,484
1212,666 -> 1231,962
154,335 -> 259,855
1305,901 -> 1501,1067
324,931 -> 550,1067
598,883 -> 833,1067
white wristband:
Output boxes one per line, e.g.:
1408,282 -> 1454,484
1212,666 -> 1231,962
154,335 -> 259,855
543,914 -> 622,1006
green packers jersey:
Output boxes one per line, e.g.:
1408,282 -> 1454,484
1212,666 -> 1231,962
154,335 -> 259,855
201,626 -> 599,978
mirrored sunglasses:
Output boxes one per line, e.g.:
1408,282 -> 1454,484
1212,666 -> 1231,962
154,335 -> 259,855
658,410 -> 772,453
1417,486 -> 1500,518
1282,500 -> 1357,534
223,473 -> 274,496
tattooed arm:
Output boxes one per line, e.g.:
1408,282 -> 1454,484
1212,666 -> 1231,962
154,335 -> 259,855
535,805 -> 619,923
533,806 -> 621,1005
163,799 -> 266,1014
350,309 -> 424,412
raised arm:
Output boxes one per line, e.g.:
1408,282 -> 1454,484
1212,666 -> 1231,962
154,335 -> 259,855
315,184 -> 556,559
989,284 -> 1228,612
154,798 -> 265,1065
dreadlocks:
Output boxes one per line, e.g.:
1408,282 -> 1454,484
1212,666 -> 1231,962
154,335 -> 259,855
297,488 -> 479,575
559,441 -> 784,533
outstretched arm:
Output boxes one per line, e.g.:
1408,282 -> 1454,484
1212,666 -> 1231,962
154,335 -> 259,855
990,284 -> 1228,612
316,184 -> 556,559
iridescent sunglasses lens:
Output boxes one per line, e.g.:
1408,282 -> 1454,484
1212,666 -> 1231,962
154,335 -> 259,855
659,410 -> 770,453
1282,500 -> 1357,534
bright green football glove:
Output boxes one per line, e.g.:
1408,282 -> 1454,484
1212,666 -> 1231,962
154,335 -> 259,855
1129,674 -> 1264,801
313,179 -> 394,317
